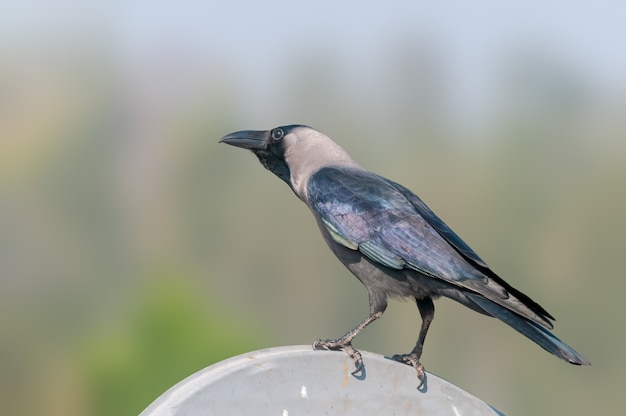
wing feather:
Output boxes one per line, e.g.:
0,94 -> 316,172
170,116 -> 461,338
308,166 -> 554,328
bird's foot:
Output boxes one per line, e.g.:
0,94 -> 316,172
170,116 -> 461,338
391,353 -> 426,388
313,338 -> 363,375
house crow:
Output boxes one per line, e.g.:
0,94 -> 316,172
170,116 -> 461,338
220,124 -> 590,386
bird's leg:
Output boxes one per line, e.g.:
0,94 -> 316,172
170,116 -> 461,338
313,310 -> 383,375
392,296 -> 434,388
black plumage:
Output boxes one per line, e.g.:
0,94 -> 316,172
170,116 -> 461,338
220,124 -> 590,386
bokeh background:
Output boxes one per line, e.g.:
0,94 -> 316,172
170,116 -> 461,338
2,1 -> 625,415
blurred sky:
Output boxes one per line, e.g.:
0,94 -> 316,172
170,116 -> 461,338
2,1 -> 625,415
3,0 -> 626,128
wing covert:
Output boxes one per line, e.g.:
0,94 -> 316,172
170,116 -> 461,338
307,167 -> 481,279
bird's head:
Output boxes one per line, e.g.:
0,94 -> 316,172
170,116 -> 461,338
220,124 -> 359,200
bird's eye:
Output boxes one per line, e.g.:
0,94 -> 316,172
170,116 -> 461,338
271,128 -> 284,141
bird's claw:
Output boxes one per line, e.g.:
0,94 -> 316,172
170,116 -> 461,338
313,338 -> 364,375
392,353 -> 426,388
344,344 -> 364,375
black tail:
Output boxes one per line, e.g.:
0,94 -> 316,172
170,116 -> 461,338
467,293 -> 590,365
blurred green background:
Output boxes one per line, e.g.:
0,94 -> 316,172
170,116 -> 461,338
1,1 -> 624,415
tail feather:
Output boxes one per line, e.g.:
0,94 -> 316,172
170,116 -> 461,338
467,293 -> 590,366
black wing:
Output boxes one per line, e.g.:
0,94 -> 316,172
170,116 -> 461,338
307,166 -> 554,328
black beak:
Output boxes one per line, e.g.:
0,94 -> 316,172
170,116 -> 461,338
219,130 -> 268,150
